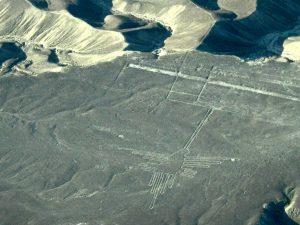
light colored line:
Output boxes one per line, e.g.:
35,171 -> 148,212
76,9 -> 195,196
129,64 -> 177,76
182,162 -> 217,166
168,173 -> 176,188
214,69 -> 300,88
170,90 -> 199,97
168,97 -> 268,117
168,98 -> 211,108
151,172 -> 162,194
145,155 -> 167,161
181,172 -> 195,177
183,159 -> 223,163
149,173 -> 164,209
183,108 -> 213,150
182,164 -> 210,168
185,156 -> 229,160
197,66 -> 214,101
128,64 -> 206,82
183,163 -> 221,167
181,174 -> 196,178
156,173 -> 164,193
178,52 -> 189,74
158,174 -> 166,194
181,170 -> 197,175
209,80 -> 300,102
197,82 -> 208,102
181,165 -> 210,169
179,73 -> 207,82
167,76 -> 179,99
155,173 -> 164,193
184,158 -> 223,162
183,160 -> 222,164
161,174 -> 170,194
116,63 -> 128,81
129,64 -> 300,102
183,110 -> 209,149
150,173 -> 159,193
168,108 -> 214,158
149,198 -> 157,209
149,189 -> 159,209
149,172 -> 157,186
103,63 -> 128,96
166,53 -> 189,99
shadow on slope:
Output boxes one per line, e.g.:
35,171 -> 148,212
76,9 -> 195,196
192,0 -> 237,20
67,0 -> 112,27
191,0 -> 219,10
28,0 -> 170,53
0,42 -> 26,73
103,14 -> 171,52
122,22 -> 171,52
47,49 -> 59,64
257,201 -> 298,225
27,0 -> 111,27
197,0 -> 300,59
27,0 -> 48,8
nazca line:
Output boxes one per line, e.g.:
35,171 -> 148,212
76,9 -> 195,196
128,64 -> 300,103
197,65 -> 214,101
166,52 -> 189,98
103,62 -> 128,96
181,156 -> 232,169
169,107 -> 214,159
184,108 -> 213,151
148,172 -> 176,209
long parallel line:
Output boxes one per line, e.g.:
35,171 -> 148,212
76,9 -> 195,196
129,64 -> 300,103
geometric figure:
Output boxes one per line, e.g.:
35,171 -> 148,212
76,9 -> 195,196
168,91 -> 198,104
168,107 -> 214,159
180,168 -> 198,178
181,156 -> 239,171
173,77 -> 205,96
148,172 -> 176,209
181,156 -> 224,169
196,66 -> 214,101
182,108 -> 214,152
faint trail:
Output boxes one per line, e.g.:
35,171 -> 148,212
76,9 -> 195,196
103,62 -> 128,96
166,52 -> 189,99
197,65 -> 214,101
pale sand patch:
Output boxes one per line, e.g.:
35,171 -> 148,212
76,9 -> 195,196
285,186 -> 300,223
282,37 -> 300,62
218,0 -> 257,19
0,0 -> 127,67
113,0 -> 216,51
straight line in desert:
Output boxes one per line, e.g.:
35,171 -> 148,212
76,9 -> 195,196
209,80 -> 300,102
129,64 -> 300,102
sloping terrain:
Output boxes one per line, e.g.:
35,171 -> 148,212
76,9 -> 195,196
0,0 -> 300,75
0,42 -> 26,75
0,51 -> 300,225
0,2 -> 300,224
198,0 -> 300,58
0,0 -> 126,71
282,37 -> 300,62
27,0 -> 172,53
